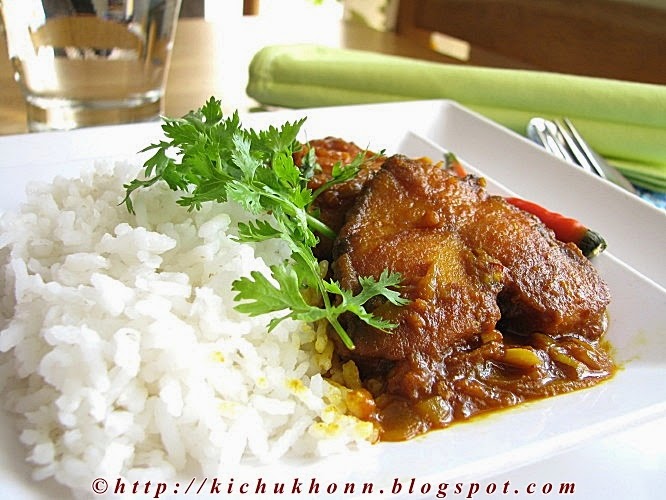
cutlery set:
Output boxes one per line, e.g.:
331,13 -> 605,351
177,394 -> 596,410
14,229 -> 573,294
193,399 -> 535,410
527,117 -> 636,194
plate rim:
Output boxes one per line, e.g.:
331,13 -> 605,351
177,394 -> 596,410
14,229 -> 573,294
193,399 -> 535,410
1,100 -> 665,497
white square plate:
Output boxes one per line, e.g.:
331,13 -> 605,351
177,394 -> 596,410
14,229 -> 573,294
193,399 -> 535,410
1,101 -> 665,499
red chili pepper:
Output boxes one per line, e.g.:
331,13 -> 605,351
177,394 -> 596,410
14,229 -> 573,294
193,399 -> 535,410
505,197 -> 606,258
443,155 -> 605,258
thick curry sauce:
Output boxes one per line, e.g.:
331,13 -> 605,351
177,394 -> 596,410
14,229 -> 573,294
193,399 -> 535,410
296,138 -> 615,442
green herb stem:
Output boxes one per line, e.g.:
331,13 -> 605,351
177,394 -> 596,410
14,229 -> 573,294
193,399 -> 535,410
306,212 -> 336,240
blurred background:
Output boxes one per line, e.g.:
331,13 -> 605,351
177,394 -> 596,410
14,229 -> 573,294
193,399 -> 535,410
2,0 -> 664,135
179,0 -> 665,84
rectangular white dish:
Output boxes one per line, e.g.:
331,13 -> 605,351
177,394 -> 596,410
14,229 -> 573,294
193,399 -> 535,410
1,100 -> 664,499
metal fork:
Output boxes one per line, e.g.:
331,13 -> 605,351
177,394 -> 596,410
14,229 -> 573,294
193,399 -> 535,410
527,117 -> 637,194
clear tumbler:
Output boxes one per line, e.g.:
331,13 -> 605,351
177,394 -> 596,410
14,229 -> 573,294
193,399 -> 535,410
0,0 -> 182,131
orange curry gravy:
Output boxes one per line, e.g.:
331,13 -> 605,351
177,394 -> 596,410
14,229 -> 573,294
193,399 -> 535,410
338,329 -> 614,442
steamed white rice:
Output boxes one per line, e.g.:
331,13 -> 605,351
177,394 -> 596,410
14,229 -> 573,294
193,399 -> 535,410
0,161 -> 375,493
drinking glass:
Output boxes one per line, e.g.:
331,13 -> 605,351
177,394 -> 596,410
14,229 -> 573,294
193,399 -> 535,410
0,0 -> 182,131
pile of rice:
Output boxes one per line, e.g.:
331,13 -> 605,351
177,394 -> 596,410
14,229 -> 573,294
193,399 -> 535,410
0,162 -> 375,493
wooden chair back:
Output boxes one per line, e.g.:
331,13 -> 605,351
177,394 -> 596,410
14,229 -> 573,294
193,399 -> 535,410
396,0 -> 666,84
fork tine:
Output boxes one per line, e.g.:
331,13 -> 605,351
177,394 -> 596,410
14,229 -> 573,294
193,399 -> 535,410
527,117 -> 638,194
563,118 -> 637,194
554,119 -> 602,176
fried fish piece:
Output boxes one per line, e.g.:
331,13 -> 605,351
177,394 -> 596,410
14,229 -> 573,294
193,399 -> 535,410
333,155 -> 504,398
461,196 -> 610,340
333,155 -> 610,399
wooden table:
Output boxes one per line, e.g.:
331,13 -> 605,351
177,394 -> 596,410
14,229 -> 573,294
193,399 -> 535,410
0,17 -> 532,136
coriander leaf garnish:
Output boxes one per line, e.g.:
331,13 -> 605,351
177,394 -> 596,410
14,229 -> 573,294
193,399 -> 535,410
122,97 -> 407,349
323,270 -> 410,331
233,266 -> 407,345
311,154 -> 367,201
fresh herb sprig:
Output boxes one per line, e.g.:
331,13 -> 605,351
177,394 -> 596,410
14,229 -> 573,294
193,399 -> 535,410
123,97 -> 407,349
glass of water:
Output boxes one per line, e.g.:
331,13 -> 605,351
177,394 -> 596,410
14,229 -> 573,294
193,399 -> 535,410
0,0 -> 182,132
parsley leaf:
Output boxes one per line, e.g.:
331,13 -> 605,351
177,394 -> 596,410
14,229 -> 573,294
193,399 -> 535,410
122,97 -> 407,349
